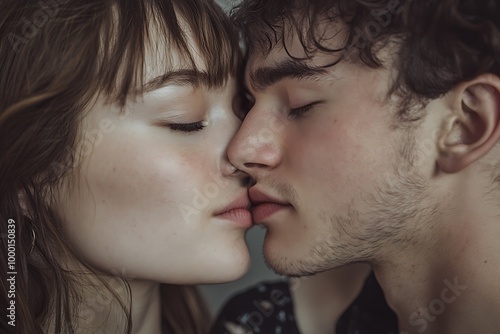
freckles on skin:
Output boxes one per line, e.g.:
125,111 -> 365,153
293,97 -> 395,214
293,115 -> 353,175
66,118 -> 204,262
67,137 -> 215,281
90,137 -> 189,220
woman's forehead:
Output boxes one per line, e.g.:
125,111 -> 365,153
143,23 -> 209,81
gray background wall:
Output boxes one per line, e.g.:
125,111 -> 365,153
214,0 -> 240,12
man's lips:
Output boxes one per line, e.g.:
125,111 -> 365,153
249,188 -> 292,222
251,202 -> 291,222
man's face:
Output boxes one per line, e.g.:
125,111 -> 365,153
228,31 -> 438,276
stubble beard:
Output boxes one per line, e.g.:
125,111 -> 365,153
265,138 -> 437,277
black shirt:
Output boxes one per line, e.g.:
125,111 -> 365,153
211,273 -> 399,334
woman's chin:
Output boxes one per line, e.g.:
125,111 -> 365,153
194,247 -> 251,284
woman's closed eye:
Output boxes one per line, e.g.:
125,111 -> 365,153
154,120 -> 207,133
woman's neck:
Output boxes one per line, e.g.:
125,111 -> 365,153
127,280 -> 163,334
75,276 -> 163,334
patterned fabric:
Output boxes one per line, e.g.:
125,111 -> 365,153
211,273 -> 399,334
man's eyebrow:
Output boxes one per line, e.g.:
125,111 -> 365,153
249,59 -> 328,92
142,69 -> 210,92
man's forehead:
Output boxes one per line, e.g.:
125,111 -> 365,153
244,47 -> 340,92
246,35 -> 315,70
244,20 -> 347,90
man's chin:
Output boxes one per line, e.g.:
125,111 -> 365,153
262,244 -> 324,277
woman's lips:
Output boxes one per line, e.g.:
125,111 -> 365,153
214,194 -> 252,228
216,208 -> 252,228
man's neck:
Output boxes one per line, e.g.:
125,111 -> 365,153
374,189 -> 500,334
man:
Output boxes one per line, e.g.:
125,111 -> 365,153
227,0 -> 500,333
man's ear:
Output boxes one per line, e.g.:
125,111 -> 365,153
437,74 -> 500,173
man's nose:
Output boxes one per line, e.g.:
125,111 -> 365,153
228,105 -> 284,175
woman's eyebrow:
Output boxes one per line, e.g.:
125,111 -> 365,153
248,59 -> 328,92
143,69 -> 210,92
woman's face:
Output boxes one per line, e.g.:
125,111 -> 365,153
57,46 -> 252,284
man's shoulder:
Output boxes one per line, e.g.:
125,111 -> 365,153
225,280 -> 291,305
211,280 -> 299,334
215,279 -> 294,319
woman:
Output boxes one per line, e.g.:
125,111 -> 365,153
0,0 -> 250,333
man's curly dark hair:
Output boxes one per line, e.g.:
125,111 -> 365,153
231,0 -> 500,113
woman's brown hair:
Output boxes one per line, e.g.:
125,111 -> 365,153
0,0 -> 240,333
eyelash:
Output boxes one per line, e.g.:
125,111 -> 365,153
166,121 -> 206,133
289,103 -> 317,119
